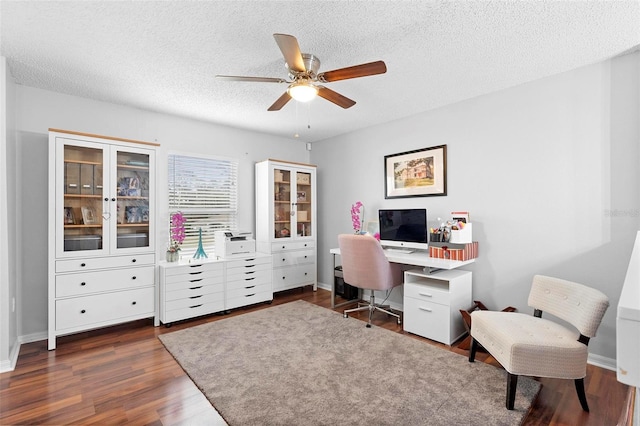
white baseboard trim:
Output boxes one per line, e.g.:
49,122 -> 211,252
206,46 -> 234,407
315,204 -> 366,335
0,341 -> 21,373
588,352 -> 616,372
19,331 -> 47,345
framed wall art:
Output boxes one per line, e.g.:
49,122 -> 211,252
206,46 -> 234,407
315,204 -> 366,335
384,145 -> 447,198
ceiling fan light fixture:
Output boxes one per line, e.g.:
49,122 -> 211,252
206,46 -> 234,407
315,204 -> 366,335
287,82 -> 318,102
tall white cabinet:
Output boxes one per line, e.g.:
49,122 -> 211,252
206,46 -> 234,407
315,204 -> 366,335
48,129 -> 158,350
256,159 -> 317,292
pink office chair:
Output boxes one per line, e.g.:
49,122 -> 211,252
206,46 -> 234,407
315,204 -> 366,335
338,234 -> 403,327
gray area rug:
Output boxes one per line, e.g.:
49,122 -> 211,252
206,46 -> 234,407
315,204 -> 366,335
159,300 -> 540,425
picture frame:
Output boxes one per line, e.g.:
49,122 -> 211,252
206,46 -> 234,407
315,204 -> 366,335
64,207 -> 75,224
125,206 -> 144,223
81,206 -> 98,225
297,191 -> 307,202
384,145 -> 447,198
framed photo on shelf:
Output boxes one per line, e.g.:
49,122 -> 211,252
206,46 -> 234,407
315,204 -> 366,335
81,206 -> 98,225
125,206 -> 143,223
384,144 -> 447,199
64,207 -> 75,224
297,191 -> 307,202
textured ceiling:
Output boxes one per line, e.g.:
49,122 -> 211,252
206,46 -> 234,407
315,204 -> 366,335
1,1 -> 639,142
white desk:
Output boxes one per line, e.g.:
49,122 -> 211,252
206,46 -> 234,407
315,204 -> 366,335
329,247 -> 475,308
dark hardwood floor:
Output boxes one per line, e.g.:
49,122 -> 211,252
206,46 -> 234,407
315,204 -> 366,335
0,287 -> 632,425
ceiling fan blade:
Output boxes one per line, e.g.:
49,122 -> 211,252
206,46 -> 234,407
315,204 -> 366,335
317,86 -> 356,109
216,75 -> 287,83
268,92 -> 292,111
317,60 -> 387,82
273,33 -> 306,72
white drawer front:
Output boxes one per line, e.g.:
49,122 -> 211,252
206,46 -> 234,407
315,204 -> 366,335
404,282 -> 450,306
226,265 -> 271,281
164,282 -> 224,302
272,264 -> 316,291
164,268 -> 224,285
227,272 -> 271,289
225,255 -> 271,270
56,253 -> 155,273
163,261 -> 223,277
226,280 -> 271,299
271,240 -> 315,252
403,297 -> 450,344
165,292 -> 224,311
164,275 -> 223,291
226,290 -> 272,311
56,266 -> 154,298
272,249 -> 315,267
163,302 -> 225,324
56,287 -> 154,331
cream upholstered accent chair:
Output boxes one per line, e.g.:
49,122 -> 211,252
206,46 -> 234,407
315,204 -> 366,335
468,275 -> 609,411
338,234 -> 403,328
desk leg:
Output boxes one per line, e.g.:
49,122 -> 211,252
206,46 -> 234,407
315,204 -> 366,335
331,253 -> 336,309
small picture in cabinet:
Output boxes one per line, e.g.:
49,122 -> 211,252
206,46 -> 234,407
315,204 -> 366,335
125,206 -> 144,223
64,207 -> 75,224
297,191 -> 306,202
81,206 -> 98,225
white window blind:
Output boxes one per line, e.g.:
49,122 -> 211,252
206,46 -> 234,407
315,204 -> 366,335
168,153 -> 238,253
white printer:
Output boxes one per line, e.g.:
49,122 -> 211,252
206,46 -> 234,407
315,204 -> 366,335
215,230 -> 256,257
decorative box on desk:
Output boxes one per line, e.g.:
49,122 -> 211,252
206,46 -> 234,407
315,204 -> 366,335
429,242 -> 478,261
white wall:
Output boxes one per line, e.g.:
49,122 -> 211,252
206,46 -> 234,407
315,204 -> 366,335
12,86 -> 309,341
311,51 -> 640,363
0,57 -> 19,371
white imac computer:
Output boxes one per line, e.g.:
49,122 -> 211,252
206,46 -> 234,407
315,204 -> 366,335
378,208 -> 428,252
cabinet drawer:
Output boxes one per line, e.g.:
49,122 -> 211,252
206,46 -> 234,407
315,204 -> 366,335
162,261 -> 223,277
272,249 -> 315,267
165,292 -> 224,311
56,287 -> 154,331
273,264 -> 316,291
404,282 -> 450,306
56,266 -> 154,297
164,282 -> 224,302
163,301 -> 225,324
226,265 -> 271,282
56,253 -> 155,273
164,276 -> 224,293
164,268 -> 224,285
225,255 -> 271,270
227,272 -> 271,289
403,297 -> 450,344
226,290 -> 272,311
226,280 -> 271,299
271,240 -> 315,252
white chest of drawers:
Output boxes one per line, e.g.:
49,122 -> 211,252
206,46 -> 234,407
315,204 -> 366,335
403,269 -> 472,345
225,253 -> 273,310
159,259 -> 225,325
271,241 -> 316,292
159,253 -> 273,326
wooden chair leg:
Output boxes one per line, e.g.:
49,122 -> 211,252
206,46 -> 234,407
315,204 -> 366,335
575,378 -> 590,412
506,373 -> 518,410
468,337 -> 478,362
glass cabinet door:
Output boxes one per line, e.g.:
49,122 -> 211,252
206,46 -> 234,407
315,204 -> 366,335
294,171 -> 312,238
114,149 -> 151,250
274,168 -> 292,238
60,143 -> 106,254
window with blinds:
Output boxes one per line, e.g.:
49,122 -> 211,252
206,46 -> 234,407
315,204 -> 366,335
168,153 -> 238,253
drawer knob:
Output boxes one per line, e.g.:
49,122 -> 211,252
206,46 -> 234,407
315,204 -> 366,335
132,301 -> 137,305
104,197 -> 109,202
282,258 -> 286,262
80,263 -> 86,267
131,258 -> 137,263
111,198 -> 116,202
81,309 -> 86,314
304,272 -> 308,276
80,282 -> 86,286
282,276 -> 286,280
132,276 -> 137,280
282,245 -> 285,249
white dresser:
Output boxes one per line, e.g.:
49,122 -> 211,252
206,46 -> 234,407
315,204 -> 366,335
271,241 -> 316,292
159,253 -> 273,326
403,269 -> 472,345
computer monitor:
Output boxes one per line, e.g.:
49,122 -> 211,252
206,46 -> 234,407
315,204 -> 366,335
378,208 -> 428,251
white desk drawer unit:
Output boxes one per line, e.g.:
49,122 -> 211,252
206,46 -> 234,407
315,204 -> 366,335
226,254 -> 273,311
403,269 -> 472,345
55,266 -> 155,298
159,260 -> 225,325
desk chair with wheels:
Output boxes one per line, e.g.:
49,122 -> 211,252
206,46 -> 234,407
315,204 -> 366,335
337,234 -> 403,328
469,275 -> 609,412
